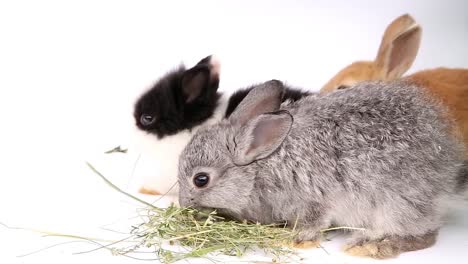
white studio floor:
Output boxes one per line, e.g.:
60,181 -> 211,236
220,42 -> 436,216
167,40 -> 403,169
1,149 -> 467,264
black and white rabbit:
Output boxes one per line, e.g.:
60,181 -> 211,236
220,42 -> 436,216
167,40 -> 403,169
132,56 -> 311,195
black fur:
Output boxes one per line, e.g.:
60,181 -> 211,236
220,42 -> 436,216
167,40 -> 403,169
456,160 -> 468,192
225,85 -> 312,118
134,56 -> 221,139
134,56 -> 313,139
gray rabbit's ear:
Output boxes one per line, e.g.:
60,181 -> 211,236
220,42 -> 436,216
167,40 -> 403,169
233,110 -> 293,165
229,80 -> 284,127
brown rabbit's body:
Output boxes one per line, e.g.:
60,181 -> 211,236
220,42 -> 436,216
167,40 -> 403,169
320,14 -> 468,157
406,68 -> 468,152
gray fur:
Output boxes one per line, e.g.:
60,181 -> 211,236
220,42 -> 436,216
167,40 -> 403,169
178,80 -> 465,246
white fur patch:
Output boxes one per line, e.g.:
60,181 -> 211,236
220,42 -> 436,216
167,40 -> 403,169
209,55 -> 221,80
130,95 -> 229,195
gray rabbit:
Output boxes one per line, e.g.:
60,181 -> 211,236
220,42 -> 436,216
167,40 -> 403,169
178,80 -> 466,259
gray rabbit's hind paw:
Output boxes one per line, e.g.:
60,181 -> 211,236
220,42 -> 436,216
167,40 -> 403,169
343,231 -> 438,259
343,240 -> 399,259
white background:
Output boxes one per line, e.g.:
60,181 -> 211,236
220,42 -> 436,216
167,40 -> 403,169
0,0 -> 467,263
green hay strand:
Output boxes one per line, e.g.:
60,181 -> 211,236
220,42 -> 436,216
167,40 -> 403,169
88,162 -> 298,263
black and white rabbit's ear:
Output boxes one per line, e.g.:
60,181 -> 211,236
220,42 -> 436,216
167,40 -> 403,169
181,55 -> 220,103
229,80 -> 284,127
233,110 -> 292,165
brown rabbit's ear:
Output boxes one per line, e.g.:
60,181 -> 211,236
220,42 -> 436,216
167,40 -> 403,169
229,80 -> 284,127
374,14 -> 422,80
233,110 -> 293,166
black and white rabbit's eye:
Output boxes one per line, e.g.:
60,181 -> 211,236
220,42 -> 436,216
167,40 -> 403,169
336,85 -> 350,90
140,114 -> 156,126
193,172 -> 210,188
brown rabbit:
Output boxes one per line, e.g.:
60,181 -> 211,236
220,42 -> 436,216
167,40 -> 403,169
320,14 -> 422,93
320,14 -> 468,157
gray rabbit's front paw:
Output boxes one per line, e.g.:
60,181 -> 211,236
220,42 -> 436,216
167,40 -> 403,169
292,228 -> 322,249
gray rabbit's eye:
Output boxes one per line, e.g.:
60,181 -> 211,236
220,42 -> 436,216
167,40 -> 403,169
140,114 -> 156,126
193,172 -> 210,188
336,85 -> 349,90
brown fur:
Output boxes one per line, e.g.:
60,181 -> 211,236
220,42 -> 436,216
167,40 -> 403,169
321,14 -> 421,94
320,14 -> 468,157
406,68 -> 468,155
321,61 -> 378,94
